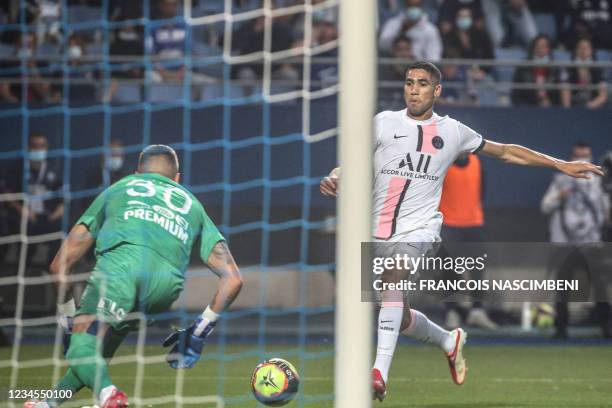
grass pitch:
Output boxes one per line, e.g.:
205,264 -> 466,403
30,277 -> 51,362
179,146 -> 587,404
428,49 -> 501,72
2,344 -> 612,407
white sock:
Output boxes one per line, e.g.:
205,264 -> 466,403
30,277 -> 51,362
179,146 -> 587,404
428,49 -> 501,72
402,309 -> 455,354
99,385 -> 117,405
373,301 -> 403,383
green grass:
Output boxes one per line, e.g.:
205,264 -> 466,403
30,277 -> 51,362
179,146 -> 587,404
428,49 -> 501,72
2,344 -> 612,407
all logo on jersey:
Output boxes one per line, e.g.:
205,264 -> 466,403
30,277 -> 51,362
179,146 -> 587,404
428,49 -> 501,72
398,152 -> 431,173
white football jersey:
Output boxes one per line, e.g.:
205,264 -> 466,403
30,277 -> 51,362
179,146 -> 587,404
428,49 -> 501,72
373,109 -> 485,240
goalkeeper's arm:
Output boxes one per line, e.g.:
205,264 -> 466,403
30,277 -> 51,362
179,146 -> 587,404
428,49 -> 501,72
164,241 -> 243,369
205,240 -> 243,313
49,223 -> 95,352
49,223 -> 94,304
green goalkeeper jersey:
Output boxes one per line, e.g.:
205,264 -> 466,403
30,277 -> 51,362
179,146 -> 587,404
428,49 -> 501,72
77,172 -> 224,273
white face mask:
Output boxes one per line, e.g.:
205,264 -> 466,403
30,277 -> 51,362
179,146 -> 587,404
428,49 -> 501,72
29,149 -> 47,162
405,7 -> 423,21
106,157 -> 124,171
17,48 -> 33,58
68,45 -> 82,59
574,156 -> 593,163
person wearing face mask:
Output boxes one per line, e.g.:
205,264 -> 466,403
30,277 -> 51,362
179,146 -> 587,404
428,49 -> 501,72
438,0 -> 486,34
511,35 -> 563,107
441,6 -> 495,82
86,139 -> 129,190
379,0 -> 442,61
560,38 -> 609,109
541,141 -> 611,339
3,132 -> 64,272
0,32 -> 59,104
65,34 -> 97,103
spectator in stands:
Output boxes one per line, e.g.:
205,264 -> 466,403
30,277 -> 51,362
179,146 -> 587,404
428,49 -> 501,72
437,48 -> 478,106
378,0 -> 442,61
541,141 -> 611,339
560,38 -> 608,109
511,35 -> 562,107
232,15 -> 294,82
65,33 -> 98,102
438,0 -> 486,35
557,0 -> 612,51
86,139 -> 129,189
441,7 -> 495,81
3,132 -> 64,272
0,32 -> 60,104
106,20 -> 145,101
149,0 -> 186,83
482,0 -> 537,48
379,37 -> 415,107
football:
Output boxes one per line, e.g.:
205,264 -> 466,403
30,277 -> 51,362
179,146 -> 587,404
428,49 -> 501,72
251,358 -> 300,406
532,303 -> 555,329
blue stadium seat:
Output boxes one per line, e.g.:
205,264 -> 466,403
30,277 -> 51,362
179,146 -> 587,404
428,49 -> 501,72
86,43 -> 103,58
37,42 -> 59,57
596,49 -> 612,61
553,50 -> 571,61
0,43 -> 13,57
113,84 -> 142,103
200,83 -> 244,100
150,84 -> 185,102
533,13 -> 556,40
67,5 -> 100,23
495,48 -> 526,83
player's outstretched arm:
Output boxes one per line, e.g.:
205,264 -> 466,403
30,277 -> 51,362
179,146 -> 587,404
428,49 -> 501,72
163,241 -> 243,369
320,167 -> 340,197
49,223 -> 95,354
480,140 -> 604,179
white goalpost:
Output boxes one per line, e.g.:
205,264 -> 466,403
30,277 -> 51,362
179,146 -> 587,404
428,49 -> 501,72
335,0 -> 376,407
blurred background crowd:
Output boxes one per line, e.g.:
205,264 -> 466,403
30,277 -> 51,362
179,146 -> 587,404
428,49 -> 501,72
0,0 -> 610,108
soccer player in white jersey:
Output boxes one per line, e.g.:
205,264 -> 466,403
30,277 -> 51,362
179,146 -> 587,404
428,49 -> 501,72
320,61 -> 603,401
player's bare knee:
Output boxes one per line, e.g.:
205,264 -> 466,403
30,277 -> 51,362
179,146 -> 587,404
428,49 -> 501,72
400,307 -> 412,331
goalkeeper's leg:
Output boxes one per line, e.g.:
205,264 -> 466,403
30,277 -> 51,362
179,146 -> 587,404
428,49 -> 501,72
47,321 -> 128,406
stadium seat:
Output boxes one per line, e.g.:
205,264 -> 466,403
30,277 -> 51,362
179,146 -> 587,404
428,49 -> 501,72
37,42 -> 59,57
495,47 -> 525,82
67,5 -> 100,23
200,83 -> 245,100
149,84 -> 185,102
0,43 -> 12,57
553,50 -> 571,61
533,13 -> 556,40
595,49 -> 612,61
113,84 -> 142,103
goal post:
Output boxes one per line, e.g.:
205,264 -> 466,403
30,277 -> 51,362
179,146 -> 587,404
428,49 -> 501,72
335,0 -> 376,407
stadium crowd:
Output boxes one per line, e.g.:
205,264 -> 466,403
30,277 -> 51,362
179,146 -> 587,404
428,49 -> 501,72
0,0 -> 610,107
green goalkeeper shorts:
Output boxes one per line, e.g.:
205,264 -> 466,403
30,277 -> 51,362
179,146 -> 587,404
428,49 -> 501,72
77,243 -> 184,331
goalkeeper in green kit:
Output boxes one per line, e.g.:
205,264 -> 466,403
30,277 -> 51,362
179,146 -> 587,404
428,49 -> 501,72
27,145 -> 243,408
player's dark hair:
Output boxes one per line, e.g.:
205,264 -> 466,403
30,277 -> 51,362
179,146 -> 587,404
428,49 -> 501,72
406,61 -> 442,85
138,144 -> 179,178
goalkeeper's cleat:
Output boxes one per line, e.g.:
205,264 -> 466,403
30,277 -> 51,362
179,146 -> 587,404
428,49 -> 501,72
446,328 -> 468,385
101,389 -> 128,408
371,368 -> 387,402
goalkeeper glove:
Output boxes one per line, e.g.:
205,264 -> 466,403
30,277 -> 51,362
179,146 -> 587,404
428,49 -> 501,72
163,307 -> 219,369
57,299 -> 75,356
